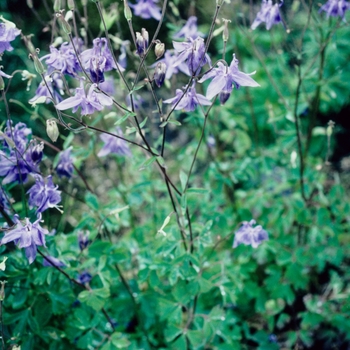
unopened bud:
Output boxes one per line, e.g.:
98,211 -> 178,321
68,0 -> 75,10
46,119 -> 59,142
33,56 -> 46,75
222,19 -> 231,42
31,141 -> 44,163
154,62 -> 166,88
57,13 -> 72,34
54,0 -> 62,12
81,0 -> 87,5
136,28 -> 148,56
0,76 -> 4,91
27,0 -> 33,8
154,41 -> 165,59
327,120 -> 335,137
123,0 -> 132,21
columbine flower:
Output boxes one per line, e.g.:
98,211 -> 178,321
173,36 -> 211,75
135,28 -> 149,56
27,175 -> 62,213
153,62 -> 166,87
55,83 -> 113,116
56,147 -> 74,178
78,231 -> 90,251
98,128 -> 131,157
0,16 -> 21,54
154,50 -> 190,79
129,0 -> 161,20
30,141 -> 44,164
0,122 -> 39,185
233,219 -> 268,248
251,0 -> 283,30
29,73 -> 64,105
0,214 -> 48,264
173,16 -> 204,39
319,0 -> 349,18
81,38 -> 123,84
199,54 -> 260,104
163,82 -> 211,111
42,255 -> 66,267
41,42 -> 81,76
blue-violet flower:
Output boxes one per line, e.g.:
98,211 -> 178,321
56,147 -> 74,178
251,0 -> 283,30
129,0 -> 161,20
233,219 -> 269,248
0,16 -> 21,54
98,128 -> 131,157
319,0 -> 349,18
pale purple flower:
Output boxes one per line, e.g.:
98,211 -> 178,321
163,82 -> 211,111
0,187 -> 11,218
98,128 -> 131,157
251,0 -> 283,30
56,147 -> 74,178
0,17 -> 21,54
78,271 -> 92,284
99,77 -> 116,96
118,41 -> 129,69
319,0 -> 349,18
0,214 -> 48,264
199,54 -> 260,104
27,175 -> 62,213
173,16 -> 204,39
0,122 -> 39,185
43,255 -> 66,267
29,74 -> 64,105
129,0 -> 161,20
55,83 -> 113,116
154,50 -> 190,79
81,38 -> 123,84
41,42 -> 81,76
233,219 -> 268,248
173,37 -> 211,75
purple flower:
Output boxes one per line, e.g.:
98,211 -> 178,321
56,147 -> 74,178
43,255 -> 66,267
251,0 -> 283,30
173,16 -> 204,39
319,0 -> 349,18
163,82 -> 211,112
98,128 -> 131,157
199,54 -> 260,104
233,219 -> 268,248
29,74 -> 64,105
78,231 -> 90,251
129,0 -> 161,20
0,17 -> 21,54
55,83 -> 113,116
153,50 -> 190,79
41,42 -> 81,76
0,214 -> 49,264
78,271 -> 92,284
0,187 -> 11,218
81,38 -> 123,84
153,62 -> 166,87
27,175 -> 62,213
0,122 -> 39,185
30,141 -> 44,164
173,37 -> 211,75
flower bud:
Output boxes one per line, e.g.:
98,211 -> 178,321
68,0 -> 75,10
154,41 -> 165,59
327,120 -> 335,137
153,62 -> 166,88
53,0 -> 62,12
0,76 -> 4,91
136,28 -> 149,56
222,19 -> 231,42
27,0 -> 33,8
57,13 -> 72,35
33,56 -> 46,75
123,0 -> 132,21
46,119 -> 59,142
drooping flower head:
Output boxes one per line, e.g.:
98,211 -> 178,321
56,147 -> 74,178
199,54 -> 260,104
129,0 -> 161,20
163,82 -> 211,112
98,128 -> 131,157
233,219 -> 269,248
0,214 -> 49,264
55,82 -> 113,116
0,16 -> 21,54
27,175 -> 62,213
319,0 -> 349,18
81,38 -> 123,84
173,16 -> 204,39
173,37 -> 211,75
251,0 -> 283,30
0,122 -> 40,185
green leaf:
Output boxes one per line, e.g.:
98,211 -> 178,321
114,112 -> 136,125
85,192 -> 99,210
78,288 -> 110,311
